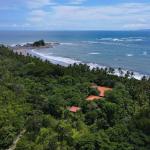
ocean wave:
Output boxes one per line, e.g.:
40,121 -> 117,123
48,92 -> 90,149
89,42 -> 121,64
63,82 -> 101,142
60,42 -> 76,46
86,63 -> 106,70
97,38 -> 113,41
82,41 -> 100,44
10,44 -> 17,47
97,37 -> 143,42
113,68 -> 145,80
82,39 -> 142,49
123,38 -> 143,42
88,52 -> 100,55
142,51 -> 148,56
98,41 -> 134,47
30,50 -> 147,80
112,38 -> 123,42
86,63 -> 146,80
31,50 -> 81,65
126,54 -> 133,57
82,40 -> 124,45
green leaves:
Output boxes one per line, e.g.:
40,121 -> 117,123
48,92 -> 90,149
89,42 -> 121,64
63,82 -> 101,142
0,46 -> 149,150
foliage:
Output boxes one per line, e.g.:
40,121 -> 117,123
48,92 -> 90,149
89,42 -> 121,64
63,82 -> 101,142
32,40 -> 45,47
0,46 -> 149,150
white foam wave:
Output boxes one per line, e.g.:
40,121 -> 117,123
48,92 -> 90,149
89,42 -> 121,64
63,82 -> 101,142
97,38 -> 113,41
20,42 -> 33,46
87,63 -> 106,70
82,38 -> 143,47
87,63 -> 146,80
143,51 -> 147,56
31,50 -> 81,65
29,50 -> 148,80
126,54 -> 133,57
113,69 -> 145,80
10,44 -> 17,47
60,42 -> 75,46
82,41 -> 100,44
127,38 -> 142,42
98,37 -> 143,42
88,52 -> 100,55
113,38 -> 123,42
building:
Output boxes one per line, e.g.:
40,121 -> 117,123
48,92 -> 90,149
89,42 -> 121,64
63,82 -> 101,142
97,86 -> 112,97
68,106 -> 81,113
86,85 -> 112,101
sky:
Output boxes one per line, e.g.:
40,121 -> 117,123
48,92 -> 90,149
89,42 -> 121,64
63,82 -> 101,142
0,0 -> 150,30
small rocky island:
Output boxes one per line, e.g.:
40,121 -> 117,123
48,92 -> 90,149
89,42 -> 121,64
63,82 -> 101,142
11,40 -> 60,50
9,40 -> 60,56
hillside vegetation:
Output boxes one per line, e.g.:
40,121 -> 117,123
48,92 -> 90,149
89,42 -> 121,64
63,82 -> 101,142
0,46 -> 150,150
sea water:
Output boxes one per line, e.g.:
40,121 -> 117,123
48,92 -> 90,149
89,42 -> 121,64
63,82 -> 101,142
0,30 -> 150,77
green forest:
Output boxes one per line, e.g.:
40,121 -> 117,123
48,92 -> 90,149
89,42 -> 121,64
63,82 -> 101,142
0,45 -> 150,150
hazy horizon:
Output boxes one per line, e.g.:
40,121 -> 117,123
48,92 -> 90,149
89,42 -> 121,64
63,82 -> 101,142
1,29 -> 150,31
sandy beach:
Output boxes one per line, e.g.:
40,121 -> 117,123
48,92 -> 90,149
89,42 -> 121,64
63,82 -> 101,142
12,48 -> 29,56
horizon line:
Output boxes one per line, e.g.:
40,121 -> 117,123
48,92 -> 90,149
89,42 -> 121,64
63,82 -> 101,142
0,29 -> 150,32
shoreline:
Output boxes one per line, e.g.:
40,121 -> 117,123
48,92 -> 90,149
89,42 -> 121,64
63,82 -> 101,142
10,46 -> 149,80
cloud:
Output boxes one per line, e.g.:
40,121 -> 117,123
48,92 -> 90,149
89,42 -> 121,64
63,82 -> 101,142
0,6 -> 17,10
0,23 -> 31,29
28,10 -> 48,23
123,23 -> 150,29
69,0 -> 86,5
26,0 -> 56,9
1,2 -> 150,30
27,3 -> 150,30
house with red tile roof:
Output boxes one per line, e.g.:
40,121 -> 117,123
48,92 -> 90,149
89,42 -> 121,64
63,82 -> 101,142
68,106 -> 81,113
97,86 -> 112,97
86,85 -> 112,101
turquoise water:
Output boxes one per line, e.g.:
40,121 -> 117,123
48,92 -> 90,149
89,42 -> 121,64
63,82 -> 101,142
0,31 -> 150,75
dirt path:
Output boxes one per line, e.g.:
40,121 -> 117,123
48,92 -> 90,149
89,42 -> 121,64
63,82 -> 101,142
7,129 -> 26,150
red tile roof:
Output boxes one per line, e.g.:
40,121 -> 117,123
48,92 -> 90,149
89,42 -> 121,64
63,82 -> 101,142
86,85 -> 112,101
86,95 -> 102,101
69,106 -> 80,113
97,86 -> 112,97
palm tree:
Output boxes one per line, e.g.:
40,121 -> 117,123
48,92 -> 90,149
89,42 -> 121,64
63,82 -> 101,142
108,67 -> 115,74
118,67 -> 123,76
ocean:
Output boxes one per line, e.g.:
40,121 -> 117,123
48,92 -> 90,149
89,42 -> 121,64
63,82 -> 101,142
0,30 -> 150,78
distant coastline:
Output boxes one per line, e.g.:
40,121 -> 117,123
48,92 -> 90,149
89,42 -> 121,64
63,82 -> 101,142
8,41 -> 149,81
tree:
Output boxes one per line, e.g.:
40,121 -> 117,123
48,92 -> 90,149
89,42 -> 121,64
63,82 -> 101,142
33,40 -> 45,47
56,120 -> 73,147
88,87 -> 99,96
48,95 -> 65,118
